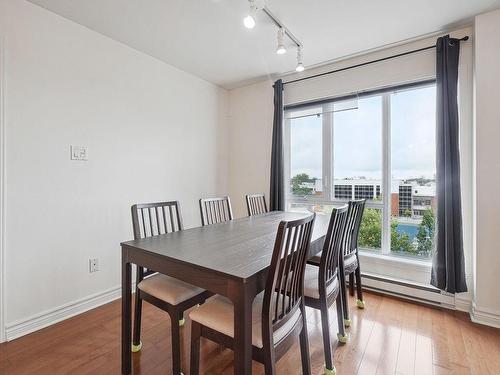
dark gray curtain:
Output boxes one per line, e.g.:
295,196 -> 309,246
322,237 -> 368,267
270,79 -> 285,211
431,35 -> 467,293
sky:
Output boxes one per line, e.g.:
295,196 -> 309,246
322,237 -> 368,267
289,85 -> 436,183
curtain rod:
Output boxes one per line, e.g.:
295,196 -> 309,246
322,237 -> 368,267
283,36 -> 469,86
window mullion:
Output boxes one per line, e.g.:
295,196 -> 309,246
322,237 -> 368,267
322,104 -> 333,202
382,94 -> 391,254
283,117 -> 291,210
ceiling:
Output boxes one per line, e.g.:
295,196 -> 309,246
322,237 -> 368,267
29,0 -> 500,89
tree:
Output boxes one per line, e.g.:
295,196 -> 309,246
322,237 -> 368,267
358,209 -> 416,253
358,209 -> 382,249
291,173 -> 314,196
416,209 -> 435,256
357,208 -> 435,256
402,208 -> 412,218
391,221 -> 415,253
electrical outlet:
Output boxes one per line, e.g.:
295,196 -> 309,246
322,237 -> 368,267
89,258 -> 99,273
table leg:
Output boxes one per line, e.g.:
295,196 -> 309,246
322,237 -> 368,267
232,287 -> 253,375
122,260 -> 132,374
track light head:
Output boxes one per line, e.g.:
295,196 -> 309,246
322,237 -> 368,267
296,46 -> 304,72
276,46 -> 287,55
243,14 -> 256,29
244,0 -> 257,29
276,28 -> 286,55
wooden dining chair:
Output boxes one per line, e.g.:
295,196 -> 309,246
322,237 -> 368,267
131,201 -> 212,375
199,196 -> 233,226
304,205 -> 348,375
246,193 -> 268,216
189,213 -> 316,375
339,199 -> 366,327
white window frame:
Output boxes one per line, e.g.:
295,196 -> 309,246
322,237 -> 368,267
284,81 -> 436,258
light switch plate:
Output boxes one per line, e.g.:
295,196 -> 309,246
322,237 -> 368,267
71,145 -> 88,161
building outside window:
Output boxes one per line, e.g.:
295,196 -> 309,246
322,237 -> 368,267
398,185 -> 413,216
334,184 -> 352,199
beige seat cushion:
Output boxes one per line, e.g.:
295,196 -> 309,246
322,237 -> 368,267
138,274 -> 205,306
189,292 -> 302,348
312,251 -> 358,270
304,264 -> 339,299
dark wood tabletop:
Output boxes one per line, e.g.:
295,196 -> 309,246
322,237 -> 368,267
121,211 -> 330,375
121,211 -> 328,281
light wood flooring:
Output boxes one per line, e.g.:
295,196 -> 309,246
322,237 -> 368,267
1,291 -> 499,374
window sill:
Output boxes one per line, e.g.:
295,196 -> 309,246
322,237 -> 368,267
359,250 -> 431,268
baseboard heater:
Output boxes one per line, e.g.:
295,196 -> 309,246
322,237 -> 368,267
352,273 -> 456,309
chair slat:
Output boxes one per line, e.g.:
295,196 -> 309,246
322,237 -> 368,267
140,208 -> 146,238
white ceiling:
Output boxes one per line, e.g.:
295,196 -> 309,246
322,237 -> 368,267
29,0 -> 500,89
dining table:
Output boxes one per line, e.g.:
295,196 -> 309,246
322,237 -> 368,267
121,210 -> 331,375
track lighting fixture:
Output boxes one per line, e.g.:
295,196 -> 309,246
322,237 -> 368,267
296,46 -> 304,72
243,0 -> 257,29
243,2 -> 304,72
276,28 -> 286,55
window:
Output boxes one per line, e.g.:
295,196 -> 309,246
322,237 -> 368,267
284,83 -> 436,260
289,108 -> 323,197
390,85 -> 436,258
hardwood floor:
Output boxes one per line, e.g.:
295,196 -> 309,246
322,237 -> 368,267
1,291 -> 499,375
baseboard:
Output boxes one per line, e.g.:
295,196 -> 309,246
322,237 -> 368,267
360,273 -> 449,306
360,273 -> 474,313
454,292 -> 472,313
5,284 -> 129,341
470,303 -> 500,329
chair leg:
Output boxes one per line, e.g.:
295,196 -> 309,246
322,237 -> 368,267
299,313 -> 311,375
169,310 -> 183,375
264,353 -> 276,375
335,292 -> 348,344
355,266 -> 365,309
319,302 -> 335,374
349,272 -> 355,296
339,271 -> 351,327
132,294 -> 143,352
190,321 -> 201,375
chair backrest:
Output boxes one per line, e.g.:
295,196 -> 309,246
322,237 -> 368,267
343,199 -> 366,257
131,201 -> 184,280
246,194 -> 268,216
262,213 -> 315,348
199,196 -> 233,226
319,205 -> 349,297
131,201 -> 184,239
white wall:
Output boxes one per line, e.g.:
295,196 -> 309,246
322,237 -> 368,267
228,80 -> 274,218
0,0 -> 228,331
473,9 -> 500,327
